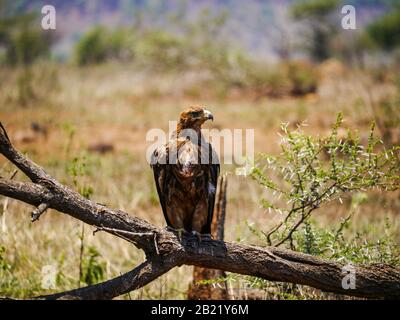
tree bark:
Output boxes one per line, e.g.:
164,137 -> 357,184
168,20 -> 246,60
0,122 -> 399,300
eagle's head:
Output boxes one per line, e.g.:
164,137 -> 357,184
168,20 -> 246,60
178,106 -> 214,130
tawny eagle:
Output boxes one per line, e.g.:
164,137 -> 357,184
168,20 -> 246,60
151,106 -> 220,235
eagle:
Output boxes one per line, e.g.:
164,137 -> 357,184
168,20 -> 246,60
151,106 -> 220,235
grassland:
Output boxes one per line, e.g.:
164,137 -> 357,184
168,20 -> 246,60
0,61 -> 399,299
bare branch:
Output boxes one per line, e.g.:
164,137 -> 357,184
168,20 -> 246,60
31,202 -> 50,222
93,226 -> 154,238
40,259 -> 176,300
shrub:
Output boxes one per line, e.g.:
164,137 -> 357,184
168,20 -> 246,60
250,114 -> 399,248
291,0 -> 341,62
240,114 -> 400,298
74,26 -> 133,66
367,9 -> 400,51
0,13 -> 51,66
135,30 -> 188,70
74,26 -> 109,66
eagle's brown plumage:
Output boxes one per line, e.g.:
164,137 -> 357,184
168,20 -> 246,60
151,106 -> 219,234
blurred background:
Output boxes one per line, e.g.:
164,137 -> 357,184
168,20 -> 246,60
0,0 -> 399,299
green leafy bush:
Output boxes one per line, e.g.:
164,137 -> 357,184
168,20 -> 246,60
251,114 -> 399,248
0,13 -> 51,66
74,26 -> 109,65
291,0 -> 341,19
295,215 -> 399,266
238,114 -> 400,298
367,9 -> 400,51
74,26 -> 134,66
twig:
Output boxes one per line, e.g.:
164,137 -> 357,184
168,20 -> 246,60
31,202 -> 50,222
95,225 -> 161,256
93,226 -> 160,254
93,226 -> 153,237
268,182 -> 338,247
9,169 -> 17,180
153,233 -> 159,255
274,210 -> 312,247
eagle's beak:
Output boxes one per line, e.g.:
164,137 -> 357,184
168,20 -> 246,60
204,109 -> 214,122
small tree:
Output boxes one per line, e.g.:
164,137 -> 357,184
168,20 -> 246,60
74,26 -> 109,66
0,6 -> 51,66
366,7 -> 400,51
291,0 -> 341,62
74,26 -> 134,66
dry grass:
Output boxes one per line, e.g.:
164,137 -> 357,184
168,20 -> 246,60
0,62 -> 398,299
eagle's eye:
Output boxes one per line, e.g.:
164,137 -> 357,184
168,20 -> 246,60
189,111 -> 202,118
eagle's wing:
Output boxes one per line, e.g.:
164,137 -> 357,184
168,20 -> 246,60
150,144 -> 172,227
204,143 -> 220,234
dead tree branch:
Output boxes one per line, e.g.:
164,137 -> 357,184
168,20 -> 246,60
31,202 -> 50,222
0,122 -> 399,300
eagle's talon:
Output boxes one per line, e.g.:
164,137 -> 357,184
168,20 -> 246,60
166,226 -> 186,242
191,230 -> 203,244
174,228 -> 186,242
177,228 -> 185,242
